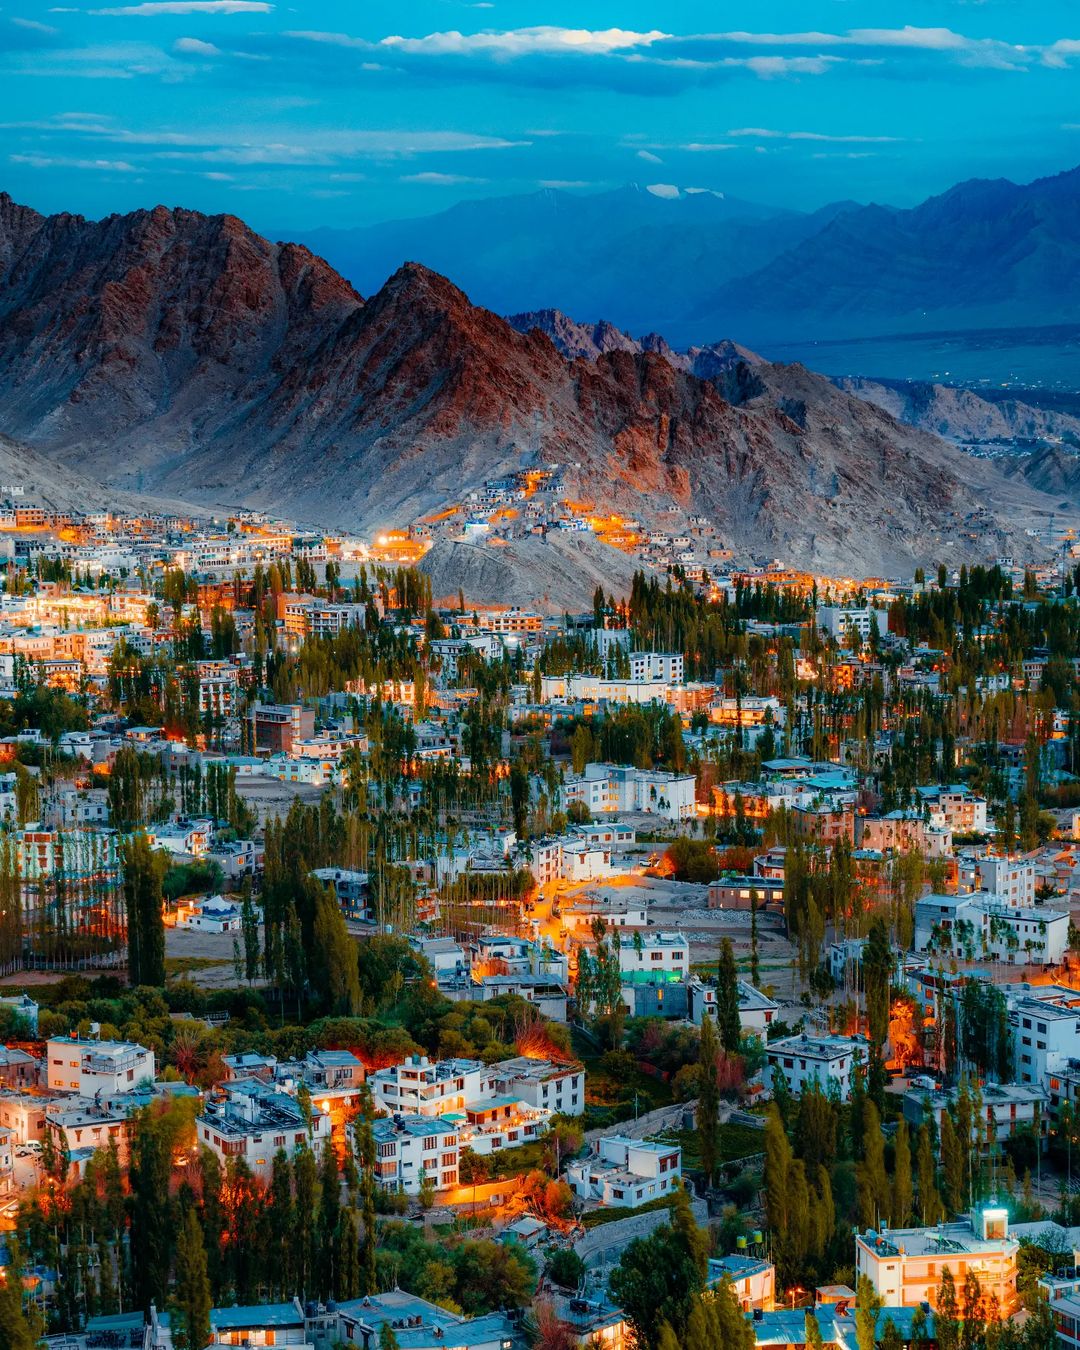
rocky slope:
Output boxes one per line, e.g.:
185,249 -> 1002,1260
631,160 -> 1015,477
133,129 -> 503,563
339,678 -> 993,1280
836,377 -> 1080,446
0,193 -> 1062,577
507,308 -> 760,379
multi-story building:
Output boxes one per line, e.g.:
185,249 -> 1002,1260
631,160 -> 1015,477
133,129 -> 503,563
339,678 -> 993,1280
917,785 -> 989,836
1011,992 -> 1080,1086
816,606 -> 891,642
559,763 -> 697,823
46,1100 -> 131,1172
618,930 -> 690,983
688,977 -> 779,1034
855,1210 -> 1018,1311
368,1056 -> 493,1119
903,1081 -> 1045,1149
196,1080 -> 330,1177
249,702 -> 315,755
975,856 -> 1036,908
567,1135 -> 682,1208
707,1256 -> 776,1313
629,652 -> 684,684
363,1114 -> 459,1194
766,1033 -> 869,1102
491,1057 -> 585,1118
46,1036 -> 155,1095
192,660 -> 239,721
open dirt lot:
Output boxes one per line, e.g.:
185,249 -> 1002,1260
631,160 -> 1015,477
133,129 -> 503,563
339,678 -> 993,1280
234,775 -> 326,827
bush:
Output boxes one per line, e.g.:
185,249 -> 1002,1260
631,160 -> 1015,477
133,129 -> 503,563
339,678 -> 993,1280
546,1248 -> 585,1290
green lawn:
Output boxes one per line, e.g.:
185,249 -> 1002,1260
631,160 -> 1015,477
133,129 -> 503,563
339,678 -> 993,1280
581,1192 -> 679,1229
572,1028 -> 674,1124
649,1123 -> 765,1172
165,956 -> 231,976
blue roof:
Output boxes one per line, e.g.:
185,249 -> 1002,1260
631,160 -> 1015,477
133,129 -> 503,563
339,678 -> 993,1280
211,1304 -> 303,1330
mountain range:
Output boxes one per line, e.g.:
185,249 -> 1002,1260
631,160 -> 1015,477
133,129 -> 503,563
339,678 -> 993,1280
288,167 -> 1080,356
0,192 -> 1064,598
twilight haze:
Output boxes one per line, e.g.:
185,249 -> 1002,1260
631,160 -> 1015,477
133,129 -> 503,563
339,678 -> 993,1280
4,0 -> 1080,228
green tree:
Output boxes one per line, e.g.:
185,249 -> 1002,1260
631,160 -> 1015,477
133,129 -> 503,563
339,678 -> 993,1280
854,1274 -> 883,1350
857,1101 -> 890,1228
893,1118 -> 913,1229
173,1207 -> 211,1350
715,938 -> 742,1053
805,1311 -> 827,1350
863,919 -> 893,1052
940,1111 -> 964,1215
697,1012 -> 720,1186
122,832 -> 166,987
0,1241 -> 40,1350
608,1186 -> 708,1350
916,1123 -> 942,1224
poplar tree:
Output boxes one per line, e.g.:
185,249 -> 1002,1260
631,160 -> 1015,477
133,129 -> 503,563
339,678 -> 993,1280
940,1112 -> 964,1216
174,1208 -> 211,1350
697,1012 -> 720,1186
916,1123 -> 942,1224
716,939 -> 742,1053
122,832 -> 166,987
892,1119 -> 913,1228
855,1276 -> 883,1350
857,1101 -> 890,1228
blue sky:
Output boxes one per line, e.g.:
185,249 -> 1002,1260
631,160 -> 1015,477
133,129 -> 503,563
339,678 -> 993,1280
4,0 -> 1080,231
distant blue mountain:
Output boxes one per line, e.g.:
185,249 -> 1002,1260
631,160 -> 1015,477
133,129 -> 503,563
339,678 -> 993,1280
287,184 -> 857,339
285,168 -> 1080,368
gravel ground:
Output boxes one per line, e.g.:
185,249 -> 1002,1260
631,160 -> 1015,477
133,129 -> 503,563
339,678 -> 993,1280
234,775 -> 325,827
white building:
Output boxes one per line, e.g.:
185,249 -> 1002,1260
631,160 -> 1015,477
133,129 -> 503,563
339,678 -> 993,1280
688,977 -> 779,1034
917,785 -> 989,836
914,892 -> 1068,965
766,1033 -> 869,1102
903,1081 -> 1045,1148
46,1036 -> 155,1096
175,895 -> 242,933
368,1056 -> 491,1119
855,1211 -> 1018,1311
976,856 -> 1036,908
816,605 -> 891,642
629,652 -> 684,684
367,1053 -> 581,1153
492,1056 -> 585,1118
618,930 -> 690,981
362,1114 -> 460,1194
1011,993 -> 1080,1086
560,763 -> 696,822
567,1135 -> 682,1208
196,1080 -> 330,1178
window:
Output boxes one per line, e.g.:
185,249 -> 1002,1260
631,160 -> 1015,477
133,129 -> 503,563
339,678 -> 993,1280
423,1136 -> 438,1152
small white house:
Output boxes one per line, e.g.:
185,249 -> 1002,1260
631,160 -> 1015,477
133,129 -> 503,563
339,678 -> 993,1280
567,1134 -> 682,1208
766,1033 -> 869,1102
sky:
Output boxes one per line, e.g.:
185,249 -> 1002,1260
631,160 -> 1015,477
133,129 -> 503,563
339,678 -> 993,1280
4,0 -> 1080,233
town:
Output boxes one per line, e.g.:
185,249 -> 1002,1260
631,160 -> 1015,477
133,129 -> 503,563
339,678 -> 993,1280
0,504 -> 1077,1350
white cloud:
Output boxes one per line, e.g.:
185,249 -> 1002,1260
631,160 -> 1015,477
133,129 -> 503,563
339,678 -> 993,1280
12,17 -> 58,33
645,183 -> 681,198
729,127 -> 903,142
636,149 -> 662,164
379,26 -> 669,56
173,37 -> 221,55
400,171 -> 487,184
11,152 -> 136,170
681,142 -> 736,151
92,1 -> 271,14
